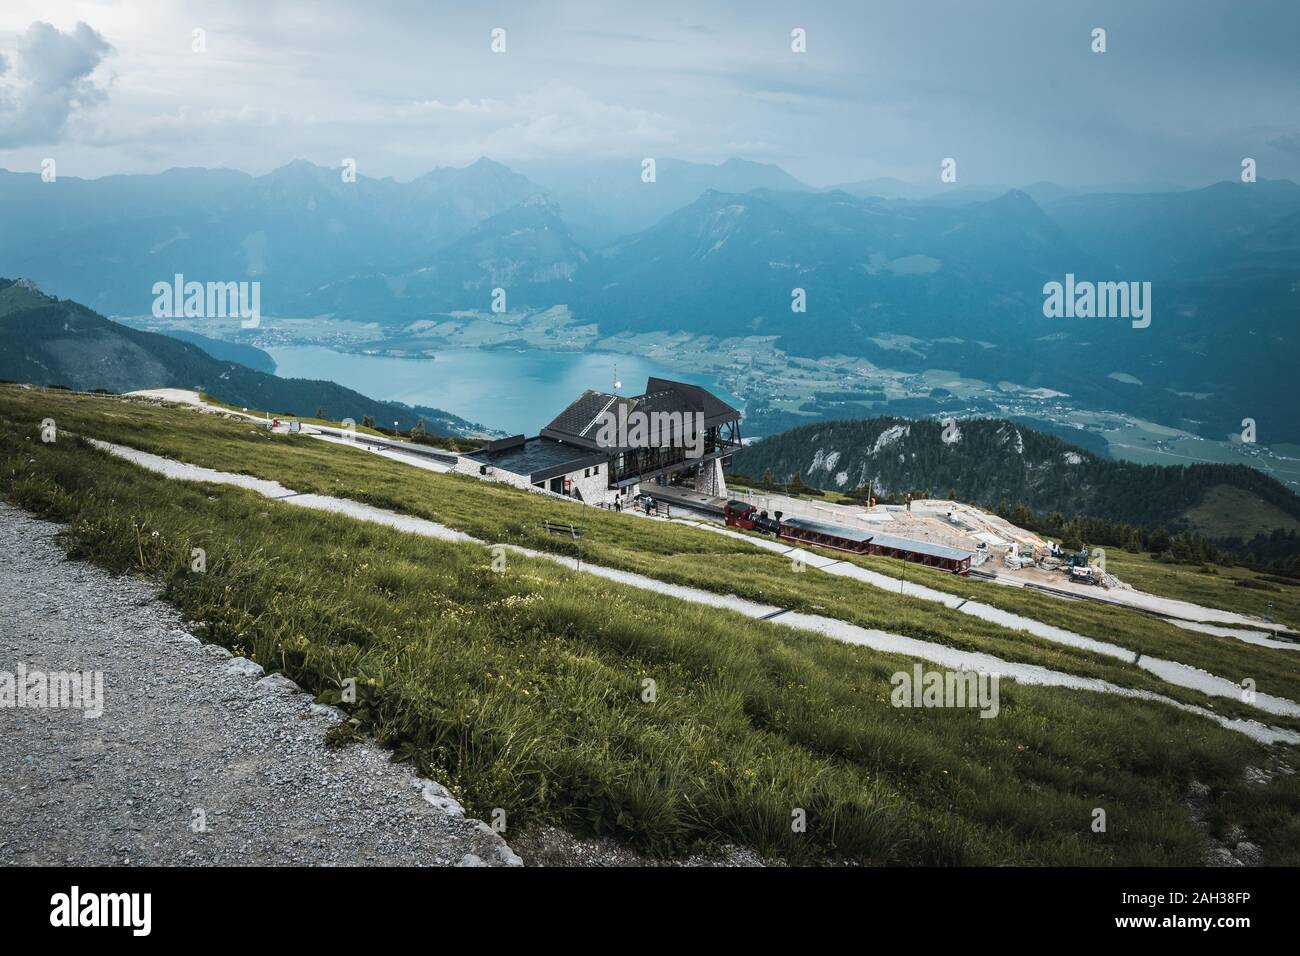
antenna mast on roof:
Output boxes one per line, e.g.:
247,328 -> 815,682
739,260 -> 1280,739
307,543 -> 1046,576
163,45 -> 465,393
613,364 -> 622,392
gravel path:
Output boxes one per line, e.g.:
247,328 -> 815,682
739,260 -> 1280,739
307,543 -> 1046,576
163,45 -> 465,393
0,503 -> 521,867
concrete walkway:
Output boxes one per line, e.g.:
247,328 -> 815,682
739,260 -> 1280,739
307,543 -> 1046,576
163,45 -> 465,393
1165,618 -> 1300,652
82,438 -> 1300,746
676,520 -> 1300,720
985,568 -> 1293,633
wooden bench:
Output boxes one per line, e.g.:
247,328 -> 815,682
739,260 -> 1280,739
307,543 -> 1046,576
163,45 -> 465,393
542,521 -> 584,539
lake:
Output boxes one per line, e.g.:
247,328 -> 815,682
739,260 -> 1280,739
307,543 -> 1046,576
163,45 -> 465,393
264,345 -> 744,435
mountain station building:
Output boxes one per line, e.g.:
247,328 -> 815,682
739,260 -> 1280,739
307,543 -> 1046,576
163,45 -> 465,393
456,377 -> 742,507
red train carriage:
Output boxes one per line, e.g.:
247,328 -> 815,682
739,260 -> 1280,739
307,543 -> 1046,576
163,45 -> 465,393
777,516 -> 873,554
860,529 -> 973,575
724,502 -> 973,574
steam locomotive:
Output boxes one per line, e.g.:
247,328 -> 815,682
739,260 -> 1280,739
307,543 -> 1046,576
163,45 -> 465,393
723,500 -> 784,534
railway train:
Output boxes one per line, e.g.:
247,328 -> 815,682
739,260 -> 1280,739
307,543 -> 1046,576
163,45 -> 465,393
723,500 -> 974,575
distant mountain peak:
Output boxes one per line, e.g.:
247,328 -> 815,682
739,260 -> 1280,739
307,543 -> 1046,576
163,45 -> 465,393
0,276 -> 53,303
986,187 -> 1037,207
264,158 -> 330,176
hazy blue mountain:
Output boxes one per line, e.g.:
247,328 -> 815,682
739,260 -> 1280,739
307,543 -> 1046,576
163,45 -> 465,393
577,187 -> 1098,352
573,183 -> 1300,444
0,159 -> 547,318
0,279 -> 489,435
160,330 -> 277,373
514,156 -> 812,245
4,159 -> 1298,444
823,177 -> 938,200
1043,179 -> 1300,275
305,195 -> 587,321
826,179 -> 1188,205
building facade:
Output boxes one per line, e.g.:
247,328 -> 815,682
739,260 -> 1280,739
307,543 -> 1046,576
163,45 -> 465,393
457,377 -> 742,507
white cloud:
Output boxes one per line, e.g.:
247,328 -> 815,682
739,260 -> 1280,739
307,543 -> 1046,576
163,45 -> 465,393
478,84 -> 678,160
2,0 -> 1297,186
0,20 -> 113,147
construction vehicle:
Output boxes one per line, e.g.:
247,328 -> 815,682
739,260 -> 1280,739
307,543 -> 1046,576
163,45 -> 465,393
1064,546 -> 1090,568
1063,546 -> 1098,584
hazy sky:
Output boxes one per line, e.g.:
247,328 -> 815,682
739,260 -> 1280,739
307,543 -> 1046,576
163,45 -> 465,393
1,0 -> 1297,186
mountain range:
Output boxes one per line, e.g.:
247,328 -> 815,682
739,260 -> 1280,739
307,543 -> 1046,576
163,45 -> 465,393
0,158 -> 544,318
2,158 -> 1298,444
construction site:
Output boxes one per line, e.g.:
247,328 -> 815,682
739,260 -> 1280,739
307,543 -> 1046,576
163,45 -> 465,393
658,484 -> 1126,589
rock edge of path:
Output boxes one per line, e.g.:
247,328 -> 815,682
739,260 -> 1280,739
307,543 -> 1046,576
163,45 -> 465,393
0,502 -> 522,867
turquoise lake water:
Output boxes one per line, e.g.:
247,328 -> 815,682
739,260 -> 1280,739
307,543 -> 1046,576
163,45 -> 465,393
265,345 -> 743,435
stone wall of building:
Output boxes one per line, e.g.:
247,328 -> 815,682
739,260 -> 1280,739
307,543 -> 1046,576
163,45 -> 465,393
694,458 -> 728,498
454,455 -> 637,509
557,463 -> 633,507
452,456 -> 536,494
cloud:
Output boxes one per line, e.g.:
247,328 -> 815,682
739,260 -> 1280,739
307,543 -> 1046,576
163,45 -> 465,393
0,21 -> 113,148
1266,133 -> 1300,157
356,85 -> 678,165
478,84 -> 678,160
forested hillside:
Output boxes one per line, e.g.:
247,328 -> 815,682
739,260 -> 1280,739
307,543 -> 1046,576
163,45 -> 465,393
0,279 -> 488,436
732,416 -> 1300,553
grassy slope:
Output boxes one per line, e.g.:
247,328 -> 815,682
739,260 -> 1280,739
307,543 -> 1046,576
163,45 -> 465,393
6,385 -> 1299,727
4,406 -> 1299,863
782,538 -> 1300,705
196,393 -> 482,451
1105,548 -> 1300,633
1183,483 -> 1300,540
731,479 -> 1300,635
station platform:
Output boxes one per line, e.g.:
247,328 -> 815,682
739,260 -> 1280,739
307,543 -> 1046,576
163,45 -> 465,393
641,484 -> 729,517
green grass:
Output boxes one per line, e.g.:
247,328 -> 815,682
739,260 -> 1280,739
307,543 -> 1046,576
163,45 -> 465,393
5,384 -> 1298,730
4,410 -> 1300,864
194,393 -> 390,437
195,393 -> 481,451
790,539 -> 1300,707
1103,548 -> 1300,633
1183,482 -> 1300,540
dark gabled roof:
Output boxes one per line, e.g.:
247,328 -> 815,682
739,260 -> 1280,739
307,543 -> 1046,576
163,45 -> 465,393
640,377 -> 741,427
540,378 -> 740,450
540,390 -> 637,449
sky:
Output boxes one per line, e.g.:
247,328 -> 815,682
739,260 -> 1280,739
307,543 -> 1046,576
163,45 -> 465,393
0,0 -> 1297,187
